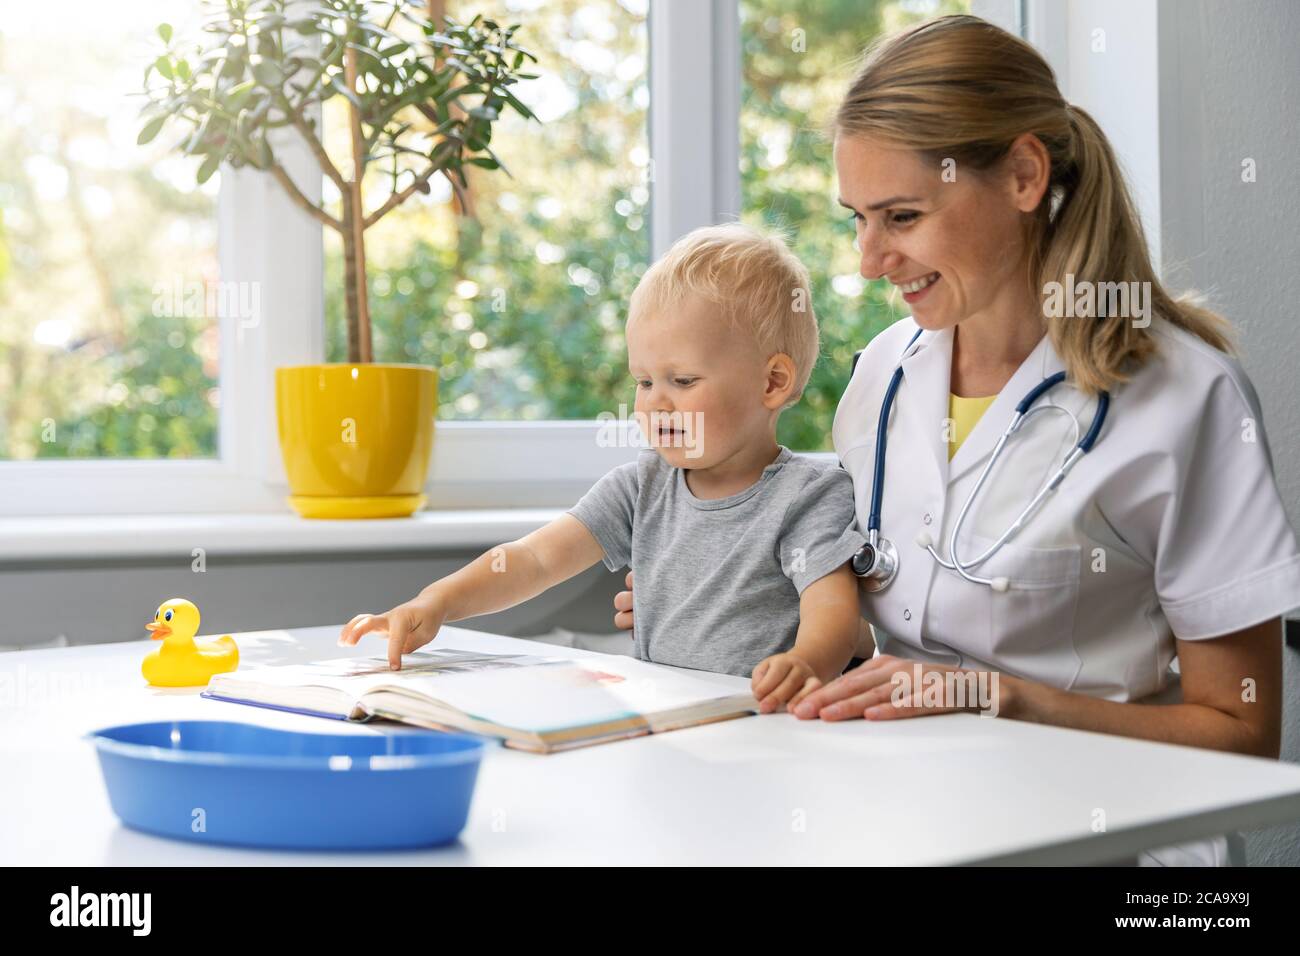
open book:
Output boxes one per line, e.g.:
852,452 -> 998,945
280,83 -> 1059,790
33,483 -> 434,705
203,647 -> 759,753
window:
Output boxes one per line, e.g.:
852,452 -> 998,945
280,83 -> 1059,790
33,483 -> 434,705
739,0 -> 970,450
2,0 -> 1037,517
0,2 -> 221,461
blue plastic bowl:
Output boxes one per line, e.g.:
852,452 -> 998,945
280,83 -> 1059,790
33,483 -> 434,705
88,720 -> 485,850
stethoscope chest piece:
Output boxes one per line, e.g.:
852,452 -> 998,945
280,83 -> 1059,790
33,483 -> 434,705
852,536 -> 898,592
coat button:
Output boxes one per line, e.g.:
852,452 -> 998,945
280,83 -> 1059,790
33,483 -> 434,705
923,513 -> 932,525
903,609 -> 912,621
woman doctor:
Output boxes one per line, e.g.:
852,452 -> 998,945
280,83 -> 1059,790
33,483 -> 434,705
614,15 -> 1300,865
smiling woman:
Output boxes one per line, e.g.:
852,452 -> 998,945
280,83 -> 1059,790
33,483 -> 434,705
810,13 -> 1300,868
832,135 -> 1052,398
831,15 -> 1233,397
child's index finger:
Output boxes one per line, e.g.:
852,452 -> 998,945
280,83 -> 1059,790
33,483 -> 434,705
387,618 -> 408,670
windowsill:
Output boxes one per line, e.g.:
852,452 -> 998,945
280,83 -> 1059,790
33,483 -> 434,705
0,509 -> 565,563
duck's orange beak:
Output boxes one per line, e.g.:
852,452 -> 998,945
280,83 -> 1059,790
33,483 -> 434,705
146,622 -> 171,640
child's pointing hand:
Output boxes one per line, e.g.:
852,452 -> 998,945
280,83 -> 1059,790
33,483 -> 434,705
338,594 -> 446,670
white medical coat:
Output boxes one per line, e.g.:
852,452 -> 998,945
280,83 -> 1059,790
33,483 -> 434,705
833,316 -> 1300,698
832,316 -> 1300,866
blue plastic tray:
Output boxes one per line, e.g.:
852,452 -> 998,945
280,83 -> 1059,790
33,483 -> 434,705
88,720 -> 485,850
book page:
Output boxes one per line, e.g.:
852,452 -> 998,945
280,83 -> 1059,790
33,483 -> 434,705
214,647 -> 753,737
377,654 -> 752,733
229,648 -> 561,695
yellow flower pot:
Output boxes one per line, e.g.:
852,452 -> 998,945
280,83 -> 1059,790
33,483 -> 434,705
275,363 -> 438,519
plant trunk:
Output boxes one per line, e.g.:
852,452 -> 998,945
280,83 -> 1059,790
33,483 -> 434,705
341,200 -> 366,364
344,45 -> 373,364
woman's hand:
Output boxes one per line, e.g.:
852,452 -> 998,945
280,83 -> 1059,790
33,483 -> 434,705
613,570 -> 634,630
338,592 -> 448,671
791,654 -> 1007,721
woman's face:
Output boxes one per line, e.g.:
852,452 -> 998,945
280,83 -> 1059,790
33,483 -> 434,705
833,134 -> 1038,333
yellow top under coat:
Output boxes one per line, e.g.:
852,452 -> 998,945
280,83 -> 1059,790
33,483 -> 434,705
948,392 -> 997,459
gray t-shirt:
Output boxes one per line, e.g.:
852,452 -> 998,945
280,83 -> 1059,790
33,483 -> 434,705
568,446 -> 866,677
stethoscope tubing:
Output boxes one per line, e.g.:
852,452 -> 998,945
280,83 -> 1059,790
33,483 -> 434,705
857,327 -> 1110,592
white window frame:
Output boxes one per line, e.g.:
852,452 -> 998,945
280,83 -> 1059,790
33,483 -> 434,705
4,0 -> 1097,517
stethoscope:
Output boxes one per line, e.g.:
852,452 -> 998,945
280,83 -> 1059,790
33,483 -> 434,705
851,328 -> 1110,593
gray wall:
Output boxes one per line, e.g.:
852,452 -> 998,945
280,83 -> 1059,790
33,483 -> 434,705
0,550 -> 626,650
1157,0 -> 1300,866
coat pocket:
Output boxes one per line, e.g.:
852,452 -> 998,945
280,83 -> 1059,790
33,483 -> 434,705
959,531 -> 1083,687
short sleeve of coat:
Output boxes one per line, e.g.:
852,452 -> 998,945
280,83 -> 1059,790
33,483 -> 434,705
1149,363 -> 1300,638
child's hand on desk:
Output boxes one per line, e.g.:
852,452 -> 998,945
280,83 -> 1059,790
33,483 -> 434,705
338,594 -> 448,671
751,652 -> 822,714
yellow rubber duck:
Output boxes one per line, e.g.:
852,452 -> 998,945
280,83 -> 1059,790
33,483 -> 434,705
142,598 -> 239,687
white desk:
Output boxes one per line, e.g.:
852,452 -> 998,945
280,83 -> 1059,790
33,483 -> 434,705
5,624 -> 1300,865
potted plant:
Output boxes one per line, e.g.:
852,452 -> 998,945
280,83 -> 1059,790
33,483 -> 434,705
140,0 -> 536,517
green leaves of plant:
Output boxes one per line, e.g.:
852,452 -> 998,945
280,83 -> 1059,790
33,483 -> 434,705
137,116 -> 167,146
226,80 -> 257,110
251,59 -> 284,88
139,1 -> 539,200
196,152 -> 222,184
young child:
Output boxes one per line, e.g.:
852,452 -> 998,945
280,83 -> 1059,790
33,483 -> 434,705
339,224 -> 866,713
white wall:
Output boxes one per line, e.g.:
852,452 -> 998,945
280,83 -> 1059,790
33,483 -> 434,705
1063,1 -> 1164,266
1152,0 -> 1300,866
1156,0 -> 1300,532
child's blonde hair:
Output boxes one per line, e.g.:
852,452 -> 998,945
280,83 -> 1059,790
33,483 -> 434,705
629,223 -> 819,404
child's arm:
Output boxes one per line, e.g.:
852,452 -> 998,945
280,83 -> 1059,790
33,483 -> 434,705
339,515 -> 606,669
751,563 -> 861,713
432,515 -> 606,621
